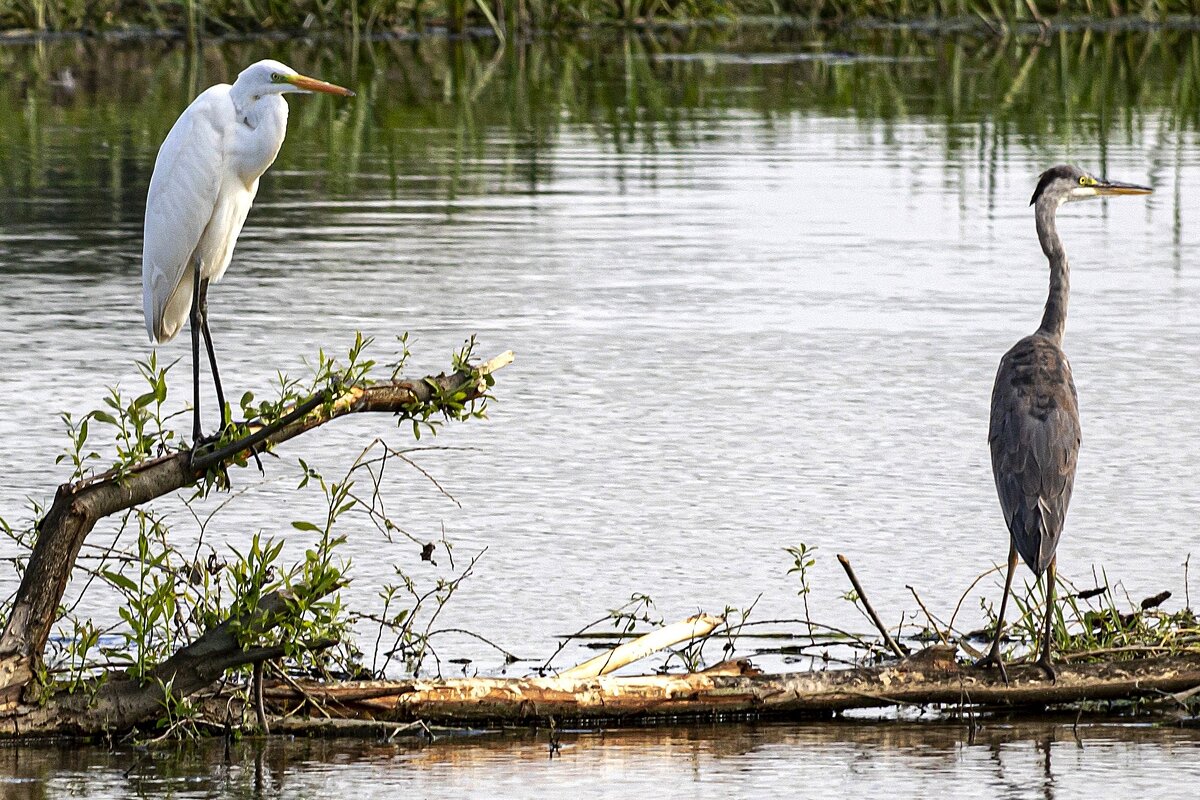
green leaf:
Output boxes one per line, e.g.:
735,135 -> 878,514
291,521 -> 322,533
102,570 -> 138,593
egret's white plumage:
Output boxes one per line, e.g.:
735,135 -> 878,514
140,59 -> 353,446
142,59 -> 353,343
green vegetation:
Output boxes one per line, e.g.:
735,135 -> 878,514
2,1 -> 739,34
0,334 -> 500,736
795,546 -> 1200,671
3,336 -> 1197,737
2,1 -> 1200,36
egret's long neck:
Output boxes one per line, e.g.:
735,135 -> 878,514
227,87 -> 289,185
1034,197 -> 1069,344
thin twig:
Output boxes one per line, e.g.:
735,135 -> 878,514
719,618 -> 887,655
906,584 -> 950,646
949,563 -> 1005,633
426,628 -> 521,663
273,667 -> 332,720
837,554 -> 906,659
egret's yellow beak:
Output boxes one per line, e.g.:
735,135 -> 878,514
1095,180 -> 1152,197
287,74 -> 355,97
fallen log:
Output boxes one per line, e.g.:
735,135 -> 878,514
260,649 -> 1200,726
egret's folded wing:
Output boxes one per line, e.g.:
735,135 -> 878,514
142,87 -> 228,343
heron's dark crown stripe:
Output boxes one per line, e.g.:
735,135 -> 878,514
1030,165 -> 1078,206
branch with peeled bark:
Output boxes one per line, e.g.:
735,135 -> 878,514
558,614 -> 724,679
259,648 -> 1200,726
0,350 -> 513,712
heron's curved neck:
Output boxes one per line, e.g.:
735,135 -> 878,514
1034,197 -> 1069,344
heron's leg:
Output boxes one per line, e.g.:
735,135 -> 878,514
197,278 -> 229,431
190,261 -> 203,446
974,542 -> 1019,684
1035,556 -> 1058,682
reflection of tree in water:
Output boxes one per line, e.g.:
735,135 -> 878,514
0,28 -> 1195,279
2,28 -> 1199,198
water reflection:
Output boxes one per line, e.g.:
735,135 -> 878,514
5,29 -> 1200,228
2,719 -> 1199,798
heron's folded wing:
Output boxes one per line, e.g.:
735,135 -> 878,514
988,340 -> 1081,575
141,87 -> 229,343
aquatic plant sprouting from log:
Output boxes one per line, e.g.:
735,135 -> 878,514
0,333 -> 512,734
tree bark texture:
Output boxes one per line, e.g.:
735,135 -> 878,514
258,650 -> 1200,727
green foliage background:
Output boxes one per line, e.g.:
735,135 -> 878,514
3,1 -> 1200,35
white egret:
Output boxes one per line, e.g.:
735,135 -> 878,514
141,59 -> 354,455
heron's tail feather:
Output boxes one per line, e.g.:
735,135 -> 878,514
1013,498 -> 1061,577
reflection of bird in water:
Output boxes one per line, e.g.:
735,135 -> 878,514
975,165 -> 1151,682
45,68 -> 78,106
140,60 -> 353,456
49,69 -> 77,92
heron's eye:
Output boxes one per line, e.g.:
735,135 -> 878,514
271,73 -> 282,83
1078,176 -> 1087,185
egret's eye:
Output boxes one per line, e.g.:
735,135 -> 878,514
271,73 -> 283,83
1078,176 -> 1087,185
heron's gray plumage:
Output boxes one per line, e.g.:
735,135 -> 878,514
990,334 -> 1080,576
976,164 -> 1150,682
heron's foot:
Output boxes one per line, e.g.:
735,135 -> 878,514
1035,653 -> 1057,683
973,648 -> 1010,685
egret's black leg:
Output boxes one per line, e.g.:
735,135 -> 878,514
1035,556 -> 1058,682
190,262 -> 203,447
975,542 -> 1018,684
197,278 -> 229,431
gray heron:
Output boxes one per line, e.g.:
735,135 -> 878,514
975,164 -> 1151,682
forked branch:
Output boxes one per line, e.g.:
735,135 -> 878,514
0,350 -> 513,711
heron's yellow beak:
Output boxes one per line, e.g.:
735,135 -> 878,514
1095,180 -> 1152,197
286,74 -> 355,97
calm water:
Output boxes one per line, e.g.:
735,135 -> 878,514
2,25 -> 1200,795
4,720 -> 1200,799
